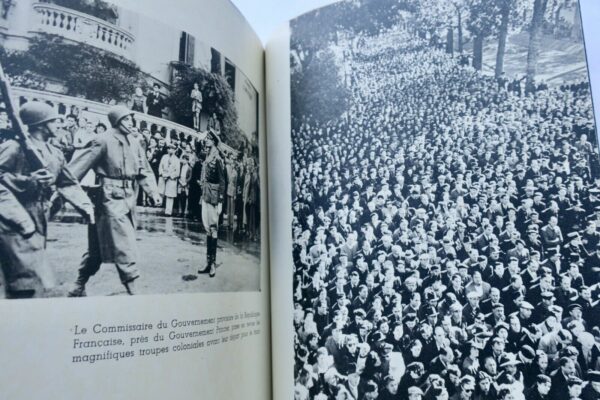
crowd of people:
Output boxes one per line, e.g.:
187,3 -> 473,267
1,106 -> 260,243
291,26 -> 600,400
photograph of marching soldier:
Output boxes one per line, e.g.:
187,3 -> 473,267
289,0 -> 600,399
66,105 -> 162,297
0,0 -> 261,297
0,84 -> 94,298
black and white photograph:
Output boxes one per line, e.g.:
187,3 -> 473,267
0,0 -> 261,298
289,0 -> 600,399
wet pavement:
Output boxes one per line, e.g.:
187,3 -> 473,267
45,208 -> 261,297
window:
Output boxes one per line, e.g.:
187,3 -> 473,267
179,32 -> 196,65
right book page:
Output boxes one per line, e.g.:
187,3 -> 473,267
267,0 -> 600,399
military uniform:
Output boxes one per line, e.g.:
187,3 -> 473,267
67,106 -> 159,294
0,130 -> 92,297
200,132 -> 225,276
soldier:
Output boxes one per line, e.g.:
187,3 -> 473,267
0,102 -> 93,298
67,105 -> 162,296
198,129 -> 225,277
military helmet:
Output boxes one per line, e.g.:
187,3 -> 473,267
108,105 -> 134,128
19,101 -> 61,126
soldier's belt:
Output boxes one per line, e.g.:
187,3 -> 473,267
99,176 -> 136,188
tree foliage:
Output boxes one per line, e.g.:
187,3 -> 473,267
168,63 -> 244,150
46,0 -> 119,23
0,34 -> 142,103
291,0 -> 414,51
291,50 -> 350,130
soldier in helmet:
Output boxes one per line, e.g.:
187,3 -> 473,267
198,128 -> 225,277
0,101 -> 93,298
67,105 -> 162,296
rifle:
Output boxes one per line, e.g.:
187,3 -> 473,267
0,62 -> 47,170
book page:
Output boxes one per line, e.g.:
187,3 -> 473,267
0,0 -> 270,399
266,0 -> 600,398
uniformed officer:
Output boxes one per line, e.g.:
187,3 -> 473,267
198,129 -> 225,277
67,105 -> 161,296
0,101 -> 93,298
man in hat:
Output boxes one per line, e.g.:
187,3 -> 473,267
67,105 -> 162,296
407,386 -> 424,400
198,128 -> 226,277
0,101 -> 93,298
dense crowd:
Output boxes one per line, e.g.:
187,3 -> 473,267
291,28 -> 600,400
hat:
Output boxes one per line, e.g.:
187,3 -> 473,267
354,309 -> 366,317
541,291 -> 555,300
424,306 -> 439,317
470,340 -> 485,350
406,361 -> 424,372
588,371 -> 600,382
520,301 -> 534,310
404,313 -> 418,322
19,101 -> 61,126
500,353 -> 521,367
459,375 -> 476,388
382,342 -> 394,354
519,345 -> 536,361
568,303 -> 582,312
107,105 -> 134,128
492,336 -> 506,344
407,386 -> 424,395
567,376 -> 583,386
495,322 -> 510,331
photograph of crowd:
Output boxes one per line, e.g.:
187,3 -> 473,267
0,0 -> 261,298
290,0 -> 600,399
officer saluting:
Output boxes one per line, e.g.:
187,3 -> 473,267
67,105 -> 161,296
199,128 -> 225,277
0,101 -> 93,298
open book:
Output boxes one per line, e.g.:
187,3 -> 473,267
0,0 -> 598,398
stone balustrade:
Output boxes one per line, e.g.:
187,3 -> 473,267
30,2 -> 135,59
11,87 -> 203,143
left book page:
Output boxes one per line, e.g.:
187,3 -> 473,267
0,0 -> 270,399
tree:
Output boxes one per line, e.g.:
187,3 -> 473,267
412,0 -> 454,48
0,34 -> 142,103
466,0 -> 499,71
451,0 -> 469,53
168,63 -> 244,150
525,0 -> 549,92
290,49 -> 349,129
494,0 -> 531,78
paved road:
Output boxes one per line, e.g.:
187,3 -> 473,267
43,210 -> 261,297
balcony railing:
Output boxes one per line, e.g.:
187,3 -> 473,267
30,2 -> 135,59
11,87 -> 203,143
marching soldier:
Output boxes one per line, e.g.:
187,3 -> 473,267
198,129 -> 225,277
67,105 -> 162,296
0,101 -> 93,298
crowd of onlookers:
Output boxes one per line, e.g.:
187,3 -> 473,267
291,26 -> 600,400
0,101 -> 260,242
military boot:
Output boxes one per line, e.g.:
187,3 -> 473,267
67,276 -> 88,297
123,279 -> 136,295
209,253 -> 216,278
198,237 -> 213,274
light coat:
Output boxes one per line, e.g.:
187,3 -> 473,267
68,128 -> 158,264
